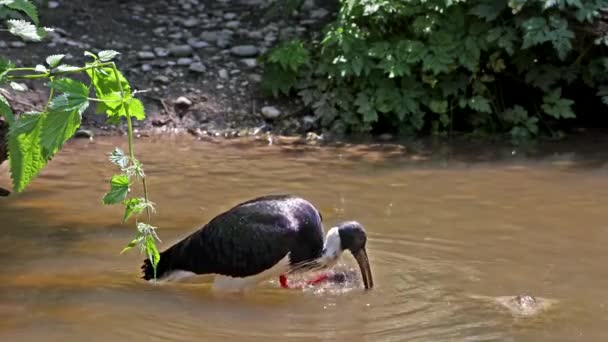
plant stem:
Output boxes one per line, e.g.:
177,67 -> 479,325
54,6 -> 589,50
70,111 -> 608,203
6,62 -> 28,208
7,62 -> 114,80
43,77 -> 55,112
110,63 -> 152,223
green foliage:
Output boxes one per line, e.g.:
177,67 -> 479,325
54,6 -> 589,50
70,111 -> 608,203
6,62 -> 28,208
0,34 -> 162,276
263,0 -> 608,139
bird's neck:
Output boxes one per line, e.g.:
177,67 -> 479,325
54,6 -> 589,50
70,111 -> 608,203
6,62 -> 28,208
319,227 -> 342,267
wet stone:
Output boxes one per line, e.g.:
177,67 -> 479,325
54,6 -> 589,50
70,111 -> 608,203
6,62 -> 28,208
137,51 -> 155,60
261,106 -> 281,119
218,69 -> 229,79
230,45 -> 259,57
183,18 -> 200,28
169,44 -> 193,57
154,47 -> 170,57
189,62 -> 207,73
177,58 -> 194,66
225,20 -> 240,29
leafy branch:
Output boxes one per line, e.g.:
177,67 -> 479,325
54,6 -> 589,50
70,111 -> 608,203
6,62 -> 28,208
0,50 -> 162,277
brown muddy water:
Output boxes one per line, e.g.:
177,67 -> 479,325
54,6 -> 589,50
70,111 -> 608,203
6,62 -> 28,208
1,135 -> 608,341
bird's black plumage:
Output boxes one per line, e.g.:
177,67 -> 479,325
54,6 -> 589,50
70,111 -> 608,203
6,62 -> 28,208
142,194 -> 325,281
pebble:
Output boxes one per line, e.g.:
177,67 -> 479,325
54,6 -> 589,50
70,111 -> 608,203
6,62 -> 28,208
218,69 -> 229,79
248,74 -> 262,83
240,58 -> 257,69
182,18 -> 200,28
48,1 -> 60,9
0,41 -> 6,48
311,8 -> 329,18
187,39 -> 210,49
73,129 -> 94,139
224,12 -> 237,20
169,44 -> 193,57
154,75 -> 171,84
177,57 -> 194,66
225,20 -> 240,29
261,106 -> 281,119
10,41 -> 25,48
174,96 -> 193,107
154,47 -> 170,57
230,45 -> 259,57
142,64 -> 153,72
189,62 -> 207,73
137,51 -> 155,60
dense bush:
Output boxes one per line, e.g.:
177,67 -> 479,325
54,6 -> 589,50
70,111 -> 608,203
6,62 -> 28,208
262,0 -> 608,141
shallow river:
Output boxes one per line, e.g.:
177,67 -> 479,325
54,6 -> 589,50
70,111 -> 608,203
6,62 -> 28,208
1,134 -> 608,341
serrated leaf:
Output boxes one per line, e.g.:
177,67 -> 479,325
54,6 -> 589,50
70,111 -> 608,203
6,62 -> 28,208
39,108 -> 81,159
126,97 -> 145,120
541,88 -> 575,119
6,19 -> 46,41
48,78 -> 90,115
502,105 -> 528,124
3,0 -> 38,25
98,50 -> 120,62
109,147 -> 129,168
102,174 -> 130,204
354,91 -> 377,123
145,235 -> 161,269
55,64 -> 79,72
123,198 -> 145,223
469,96 -> 492,113
429,100 -> 448,114
46,54 -> 65,68
0,93 -> 14,125
469,0 -> 508,21
84,51 -> 97,60
7,112 -> 47,192
34,64 -> 47,73
86,65 -> 132,115
120,237 -> 142,254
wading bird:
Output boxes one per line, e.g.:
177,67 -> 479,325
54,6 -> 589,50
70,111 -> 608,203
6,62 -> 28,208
141,194 -> 373,291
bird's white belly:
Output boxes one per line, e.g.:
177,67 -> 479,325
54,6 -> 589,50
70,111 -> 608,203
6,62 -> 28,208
212,254 -> 292,292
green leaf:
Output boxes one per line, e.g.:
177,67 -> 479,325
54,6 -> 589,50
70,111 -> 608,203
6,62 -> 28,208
354,91 -> 378,123
541,88 -> 575,119
502,105 -> 529,124
46,54 -> 65,68
120,237 -> 142,254
7,112 -> 47,192
39,108 -> 82,159
469,96 -> 492,113
102,174 -> 130,204
98,50 -> 120,62
3,0 -> 38,25
86,66 -> 132,115
469,0 -> 508,21
48,78 -> 90,115
145,234 -> 161,269
126,98 -> 145,120
123,198 -> 143,223
34,64 -> 47,73
429,100 -> 448,114
0,93 -> 15,125
6,19 -> 47,41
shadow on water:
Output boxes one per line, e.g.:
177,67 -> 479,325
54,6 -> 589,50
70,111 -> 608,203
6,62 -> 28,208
2,133 -> 608,341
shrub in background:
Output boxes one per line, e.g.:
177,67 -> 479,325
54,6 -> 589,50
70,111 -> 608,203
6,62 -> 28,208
262,0 -> 608,141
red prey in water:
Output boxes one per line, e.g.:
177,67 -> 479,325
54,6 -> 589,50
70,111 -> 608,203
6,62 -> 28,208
140,194 -> 373,292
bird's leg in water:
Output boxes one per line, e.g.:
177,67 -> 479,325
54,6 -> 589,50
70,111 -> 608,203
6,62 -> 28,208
304,273 -> 330,286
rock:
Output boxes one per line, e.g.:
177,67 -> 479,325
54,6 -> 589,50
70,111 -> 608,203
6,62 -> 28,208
73,129 -> 94,139
142,64 -> 152,72
200,31 -> 219,42
240,58 -> 258,69
261,106 -> 281,119
230,45 -> 259,57
137,51 -> 155,60
154,47 -> 170,57
218,69 -> 229,79
10,41 -> 25,48
225,20 -> 240,29
311,8 -> 329,19
187,38 -> 209,49
182,18 -> 200,28
169,44 -> 193,57
177,57 -> 194,66
189,62 -> 206,73
174,96 -> 193,107
0,41 -> 6,48
301,0 -> 315,11
217,38 -> 230,48
48,1 -> 60,9
248,74 -> 262,83
223,12 -> 237,20
154,75 -> 171,84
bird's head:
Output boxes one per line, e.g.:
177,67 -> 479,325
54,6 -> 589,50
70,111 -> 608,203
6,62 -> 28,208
331,221 -> 374,289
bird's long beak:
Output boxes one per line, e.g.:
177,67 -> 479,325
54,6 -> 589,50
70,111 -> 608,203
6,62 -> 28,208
352,248 -> 373,289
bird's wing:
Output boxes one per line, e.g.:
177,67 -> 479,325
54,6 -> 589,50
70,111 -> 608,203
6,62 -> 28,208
166,205 -> 297,278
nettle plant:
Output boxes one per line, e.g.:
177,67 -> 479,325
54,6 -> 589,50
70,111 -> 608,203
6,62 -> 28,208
263,0 -> 608,141
0,1 -> 162,277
